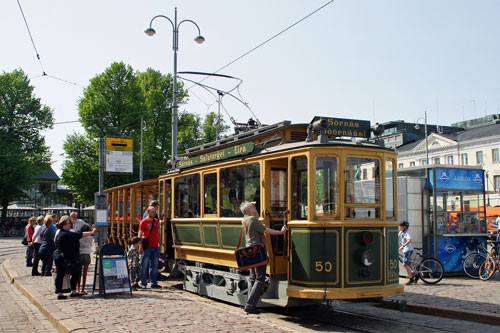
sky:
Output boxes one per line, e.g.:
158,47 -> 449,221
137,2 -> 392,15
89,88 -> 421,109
2,0 -> 500,176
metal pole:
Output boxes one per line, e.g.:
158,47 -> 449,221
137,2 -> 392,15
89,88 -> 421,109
140,117 -> 144,182
99,138 -> 105,195
172,7 -> 179,164
424,110 -> 429,165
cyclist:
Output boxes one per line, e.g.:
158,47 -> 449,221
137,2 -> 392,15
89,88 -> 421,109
399,221 -> 417,284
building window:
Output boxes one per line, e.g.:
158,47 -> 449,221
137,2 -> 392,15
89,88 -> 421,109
494,175 -> 500,191
398,163 -> 404,169
493,149 -> 499,163
446,155 -> 454,165
362,168 -> 367,180
410,161 -> 415,167
461,153 -> 468,165
476,151 -> 483,165
434,157 -> 440,165
421,159 -> 427,166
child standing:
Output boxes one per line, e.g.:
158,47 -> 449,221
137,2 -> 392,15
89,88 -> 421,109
128,237 -> 141,289
399,221 -> 416,285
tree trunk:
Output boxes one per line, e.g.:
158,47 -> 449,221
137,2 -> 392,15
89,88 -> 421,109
1,199 -> 9,227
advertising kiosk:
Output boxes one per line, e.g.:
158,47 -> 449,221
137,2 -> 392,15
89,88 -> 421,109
398,166 -> 487,273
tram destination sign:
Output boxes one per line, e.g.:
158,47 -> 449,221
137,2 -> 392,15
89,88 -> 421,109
177,142 -> 255,169
311,116 -> 371,138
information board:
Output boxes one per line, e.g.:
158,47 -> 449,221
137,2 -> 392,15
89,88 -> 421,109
101,257 -> 131,294
429,168 -> 484,191
105,137 -> 133,173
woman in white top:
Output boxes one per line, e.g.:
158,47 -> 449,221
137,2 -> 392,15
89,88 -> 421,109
399,221 -> 416,285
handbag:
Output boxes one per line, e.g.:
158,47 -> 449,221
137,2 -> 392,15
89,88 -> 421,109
21,235 -> 28,246
234,218 -> 268,271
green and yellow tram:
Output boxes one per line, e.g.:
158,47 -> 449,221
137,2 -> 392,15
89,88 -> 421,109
105,116 -> 403,306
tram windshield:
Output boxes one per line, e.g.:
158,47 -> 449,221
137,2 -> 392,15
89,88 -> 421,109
345,157 -> 381,219
315,157 -> 338,217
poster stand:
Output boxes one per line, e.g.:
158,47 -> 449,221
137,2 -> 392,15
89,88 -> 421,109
92,243 -> 132,297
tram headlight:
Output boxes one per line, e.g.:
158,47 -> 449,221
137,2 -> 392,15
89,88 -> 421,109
361,249 -> 375,266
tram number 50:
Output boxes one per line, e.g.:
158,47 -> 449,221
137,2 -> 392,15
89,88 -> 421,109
315,261 -> 333,272
389,259 -> 398,270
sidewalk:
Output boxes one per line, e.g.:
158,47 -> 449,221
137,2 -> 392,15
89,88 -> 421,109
383,275 -> 500,325
2,254 -> 297,333
3,250 -> 500,332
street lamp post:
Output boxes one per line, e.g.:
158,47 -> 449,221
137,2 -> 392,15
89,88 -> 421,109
145,7 -> 205,166
415,110 -> 429,165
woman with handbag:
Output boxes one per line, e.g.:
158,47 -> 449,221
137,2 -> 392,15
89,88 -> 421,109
238,201 -> 288,314
53,215 -> 96,300
24,217 -> 36,267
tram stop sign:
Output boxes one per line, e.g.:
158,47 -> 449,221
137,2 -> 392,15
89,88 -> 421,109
105,137 -> 133,173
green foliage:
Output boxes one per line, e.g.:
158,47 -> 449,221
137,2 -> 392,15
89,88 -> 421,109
62,63 -> 227,203
202,111 -> 230,143
0,69 -> 53,224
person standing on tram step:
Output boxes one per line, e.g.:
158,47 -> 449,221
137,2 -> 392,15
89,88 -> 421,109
138,206 -> 161,289
24,217 -> 36,267
399,221 -> 416,285
240,201 -> 288,314
31,215 -> 45,276
143,200 -> 159,219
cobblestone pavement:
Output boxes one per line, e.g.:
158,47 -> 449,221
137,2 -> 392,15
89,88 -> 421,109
3,254 -> 300,333
384,274 -> 500,324
0,264 -> 58,332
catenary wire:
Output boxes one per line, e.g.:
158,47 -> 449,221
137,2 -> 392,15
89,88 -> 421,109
188,0 -> 335,89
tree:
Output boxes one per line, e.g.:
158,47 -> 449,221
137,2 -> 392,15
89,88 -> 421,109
62,63 -> 229,203
202,112 -> 230,143
0,69 -> 53,225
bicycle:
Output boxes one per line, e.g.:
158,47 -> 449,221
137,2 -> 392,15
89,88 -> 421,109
478,241 -> 500,281
462,238 -> 488,279
399,247 -> 445,284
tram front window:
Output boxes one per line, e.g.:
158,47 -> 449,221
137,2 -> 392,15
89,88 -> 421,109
315,157 -> 337,217
345,157 -> 380,219
220,163 -> 260,217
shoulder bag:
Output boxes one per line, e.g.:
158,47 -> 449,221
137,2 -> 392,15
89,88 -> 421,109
234,218 -> 268,271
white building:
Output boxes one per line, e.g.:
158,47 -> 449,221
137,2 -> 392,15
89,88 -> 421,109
397,120 -> 500,206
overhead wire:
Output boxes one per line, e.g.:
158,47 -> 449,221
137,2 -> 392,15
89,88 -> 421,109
16,0 -> 82,88
188,0 -> 335,89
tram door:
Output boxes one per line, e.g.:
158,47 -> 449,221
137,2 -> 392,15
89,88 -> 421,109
264,159 -> 288,276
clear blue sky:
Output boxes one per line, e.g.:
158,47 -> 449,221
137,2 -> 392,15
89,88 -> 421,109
2,0 -> 499,175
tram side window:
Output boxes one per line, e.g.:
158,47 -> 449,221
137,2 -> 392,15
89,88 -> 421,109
292,156 -> 308,220
315,157 -> 337,217
174,174 -> 200,218
385,160 -> 394,218
204,173 -> 218,214
220,163 -> 260,217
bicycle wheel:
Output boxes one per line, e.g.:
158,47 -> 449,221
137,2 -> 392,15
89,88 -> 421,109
417,258 -> 444,284
463,253 -> 488,279
479,257 -> 496,281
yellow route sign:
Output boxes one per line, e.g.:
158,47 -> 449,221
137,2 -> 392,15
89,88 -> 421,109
105,137 -> 133,152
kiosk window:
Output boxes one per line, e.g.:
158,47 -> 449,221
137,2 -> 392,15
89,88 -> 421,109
220,163 -> 260,217
292,156 -> 308,220
174,174 -> 200,218
315,157 -> 337,217
204,173 -> 218,215
435,191 -> 486,234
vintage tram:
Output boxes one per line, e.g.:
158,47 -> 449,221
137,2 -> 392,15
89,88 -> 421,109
105,116 -> 403,306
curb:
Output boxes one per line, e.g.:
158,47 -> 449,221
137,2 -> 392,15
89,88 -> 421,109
2,258 -> 86,333
379,299 -> 500,327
